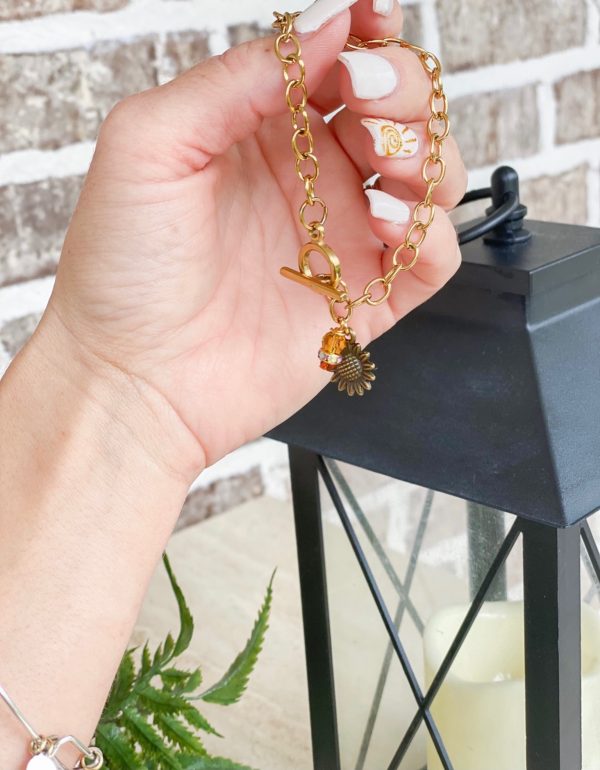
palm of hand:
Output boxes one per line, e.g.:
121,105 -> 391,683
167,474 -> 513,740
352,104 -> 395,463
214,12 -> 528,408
51,108 -> 389,463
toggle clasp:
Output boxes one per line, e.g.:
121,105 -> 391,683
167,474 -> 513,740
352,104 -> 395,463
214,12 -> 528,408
280,241 -> 346,301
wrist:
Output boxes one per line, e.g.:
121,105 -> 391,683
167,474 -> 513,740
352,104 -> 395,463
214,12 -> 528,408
16,303 -> 206,489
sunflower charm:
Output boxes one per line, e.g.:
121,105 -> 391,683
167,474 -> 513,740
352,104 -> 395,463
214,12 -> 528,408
331,340 -> 376,397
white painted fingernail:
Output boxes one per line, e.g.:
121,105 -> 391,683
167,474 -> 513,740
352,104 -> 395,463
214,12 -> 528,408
294,0 -> 359,34
373,0 -> 395,16
365,189 -> 410,224
337,51 -> 397,100
361,118 -> 419,158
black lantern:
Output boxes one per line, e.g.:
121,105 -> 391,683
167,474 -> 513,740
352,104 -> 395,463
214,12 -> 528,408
267,168 -> 600,770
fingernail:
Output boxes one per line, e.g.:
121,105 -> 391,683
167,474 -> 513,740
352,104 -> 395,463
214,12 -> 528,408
338,51 -> 397,100
294,0 -> 359,34
361,118 -> 419,158
373,0 -> 396,16
365,189 -> 410,224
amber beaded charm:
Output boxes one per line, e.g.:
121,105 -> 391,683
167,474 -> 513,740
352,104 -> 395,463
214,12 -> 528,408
318,326 -> 349,371
319,325 -> 376,396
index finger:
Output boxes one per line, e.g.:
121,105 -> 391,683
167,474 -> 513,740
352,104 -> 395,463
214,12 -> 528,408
338,44 -> 432,122
307,0 -> 405,115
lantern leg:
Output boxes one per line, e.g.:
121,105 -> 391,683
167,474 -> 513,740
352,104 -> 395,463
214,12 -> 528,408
288,446 -> 341,770
522,521 -> 582,770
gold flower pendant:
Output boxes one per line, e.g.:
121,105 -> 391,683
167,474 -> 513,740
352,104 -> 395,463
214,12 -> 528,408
319,326 -> 376,397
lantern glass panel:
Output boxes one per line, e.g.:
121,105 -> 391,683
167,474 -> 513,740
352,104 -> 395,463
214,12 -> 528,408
319,475 -> 423,770
318,458 -> 526,770
580,510 -> 600,766
582,510 -> 600,610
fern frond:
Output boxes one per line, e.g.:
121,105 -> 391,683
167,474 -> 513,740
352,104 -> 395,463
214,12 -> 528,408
103,649 -> 136,720
122,707 -> 183,770
95,723 -> 143,769
97,555 -> 274,770
162,552 -> 194,657
138,685 -> 190,715
182,705 -> 223,738
155,712 -> 207,754
200,572 -> 275,705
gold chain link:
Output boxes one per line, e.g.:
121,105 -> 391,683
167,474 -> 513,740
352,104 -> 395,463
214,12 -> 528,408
273,11 -> 450,320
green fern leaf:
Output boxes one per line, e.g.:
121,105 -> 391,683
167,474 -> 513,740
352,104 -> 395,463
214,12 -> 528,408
163,632 -> 176,661
155,713 -> 207,754
138,685 -> 190,715
103,649 -> 136,719
153,634 -> 171,667
96,557 -> 273,770
160,668 -> 203,699
200,573 -> 274,705
182,705 -> 223,738
180,669 -> 203,694
141,642 -> 152,676
152,642 -> 164,669
163,552 -> 194,657
123,707 -> 182,770
160,668 -> 192,686
95,723 -> 143,769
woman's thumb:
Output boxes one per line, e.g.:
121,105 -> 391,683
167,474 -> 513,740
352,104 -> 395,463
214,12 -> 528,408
102,10 -> 351,171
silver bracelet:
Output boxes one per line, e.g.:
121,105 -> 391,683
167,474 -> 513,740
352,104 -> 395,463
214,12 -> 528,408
0,683 -> 104,770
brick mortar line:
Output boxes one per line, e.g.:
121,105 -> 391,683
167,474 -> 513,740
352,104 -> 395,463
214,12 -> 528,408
445,45 -> 600,99
0,0 -> 270,54
419,0 -> 441,60
0,275 -> 54,324
208,26 -> 232,57
0,143 -> 95,187
536,82 -> 557,155
465,138 -> 600,185
586,0 -> 600,46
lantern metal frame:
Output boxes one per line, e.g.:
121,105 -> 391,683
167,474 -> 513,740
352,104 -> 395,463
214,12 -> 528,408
268,167 -> 600,770
289,446 -> 594,770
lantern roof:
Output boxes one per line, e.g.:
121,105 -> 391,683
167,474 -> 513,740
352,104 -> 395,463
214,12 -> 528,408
268,177 -> 600,527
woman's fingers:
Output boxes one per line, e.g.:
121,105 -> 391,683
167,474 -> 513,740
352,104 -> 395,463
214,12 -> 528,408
308,0 -> 404,114
330,37 -> 468,209
97,10 -> 352,178
364,191 -> 462,317
331,108 -> 468,208
338,45 -> 432,120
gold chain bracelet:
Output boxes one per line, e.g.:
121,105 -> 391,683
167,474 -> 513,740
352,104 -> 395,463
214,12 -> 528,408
272,10 -> 450,396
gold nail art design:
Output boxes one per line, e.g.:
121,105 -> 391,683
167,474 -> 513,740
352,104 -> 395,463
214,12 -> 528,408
361,118 -> 419,159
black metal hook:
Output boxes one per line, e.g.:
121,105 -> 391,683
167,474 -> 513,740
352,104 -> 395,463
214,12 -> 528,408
456,166 -> 532,246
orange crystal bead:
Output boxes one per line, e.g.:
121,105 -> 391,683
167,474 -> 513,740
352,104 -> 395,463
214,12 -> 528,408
318,327 -> 348,372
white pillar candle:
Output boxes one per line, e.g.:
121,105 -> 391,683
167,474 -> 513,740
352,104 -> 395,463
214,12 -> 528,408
423,601 -> 600,770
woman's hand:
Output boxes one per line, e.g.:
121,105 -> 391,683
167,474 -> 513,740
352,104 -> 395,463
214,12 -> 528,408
0,5 -> 467,763
39,0 -> 467,473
